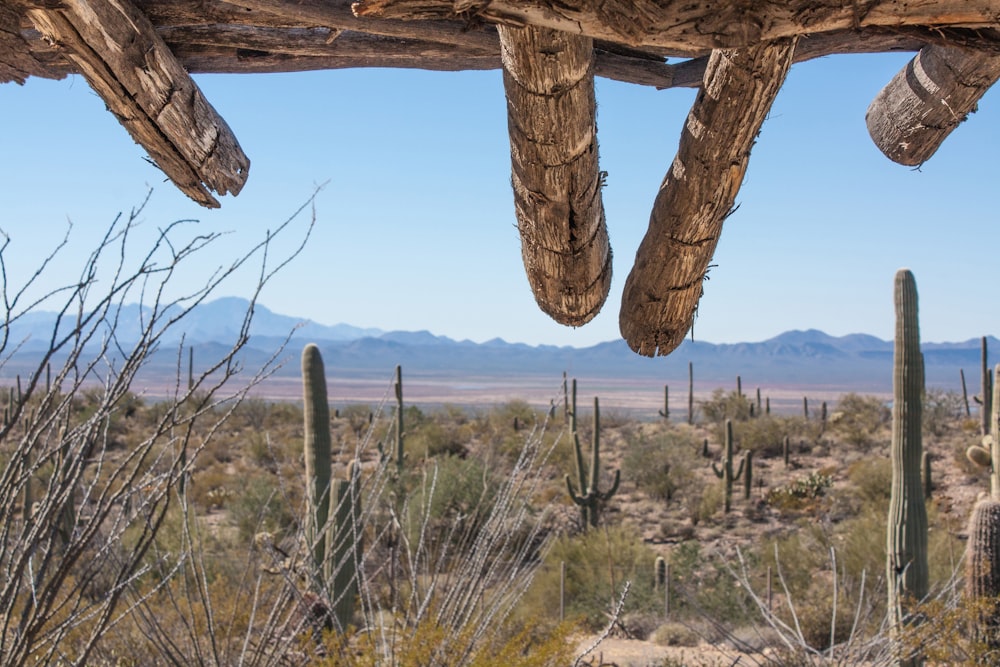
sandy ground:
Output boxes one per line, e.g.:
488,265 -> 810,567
573,636 -> 752,666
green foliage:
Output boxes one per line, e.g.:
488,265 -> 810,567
732,415 -> 793,457
829,392 -> 890,449
700,389 -> 751,426
524,525 -> 659,631
667,540 -> 756,625
228,473 -> 295,542
764,471 -> 833,513
621,427 -> 700,503
406,454 -> 499,550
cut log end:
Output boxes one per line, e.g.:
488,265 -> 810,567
866,45 -> 1000,166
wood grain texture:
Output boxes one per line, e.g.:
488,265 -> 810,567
500,24 -> 611,326
867,45 -> 1000,165
619,39 -> 796,357
24,0 -> 249,208
354,0 -> 1000,51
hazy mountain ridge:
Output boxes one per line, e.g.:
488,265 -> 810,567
3,298 -> 997,394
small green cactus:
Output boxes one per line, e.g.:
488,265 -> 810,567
658,385 -> 669,420
743,450 -> 754,500
654,555 -> 667,592
565,381 -> 620,530
687,362 -> 694,426
711,420 -> 745,513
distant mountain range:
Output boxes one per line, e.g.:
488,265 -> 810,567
2,297 -> 996,407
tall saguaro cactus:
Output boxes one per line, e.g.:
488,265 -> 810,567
886,269 -> 928,667
302,344 -> 333,575
711,419 -> 746,513
565,384 -> 620,530
393,364 -> 405,476
301,344 -> 361,631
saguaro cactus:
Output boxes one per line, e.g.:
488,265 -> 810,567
302,344 -> 361,631
966,496 -> 1000,647
688,362 -> 694,425
711,419 -> 745,513
565,384 -> 620,529
392,364 -> 405,476
659,385 -> 669,420
303,344 -> 333,574
886,269 -> 928,667
966,364 -> 1000,648
329,463 -> 361,630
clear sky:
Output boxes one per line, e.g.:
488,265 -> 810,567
2,52 -> 998,349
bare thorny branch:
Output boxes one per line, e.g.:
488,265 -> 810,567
0,188 -> 318,666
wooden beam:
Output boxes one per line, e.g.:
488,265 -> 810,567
23,0 -> 249,208
500,24 -> 611,326
353,0 -> 1000,52
619,39 -> 796,357
867,45 -> 1000,165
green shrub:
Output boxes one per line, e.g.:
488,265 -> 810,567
764,471 -> 833,513
829,393 -> 890,449
700,389 -> 751,426
522,525 -> 659,631
622,428 -> 700,503
228,474 -> 295,542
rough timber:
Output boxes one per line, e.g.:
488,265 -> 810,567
4,1 -> 1000,354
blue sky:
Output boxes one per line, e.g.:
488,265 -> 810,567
1,52 -> 998,349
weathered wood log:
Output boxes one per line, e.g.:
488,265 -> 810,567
353,0 -> 1000,52
619,39 -> 796,357
0,4 -> 68,83
22,0 -> 249,208
867,45 -> 1000,166
500,25 -> 610,326
6,0 -> 997,86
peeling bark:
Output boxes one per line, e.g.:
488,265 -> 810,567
500,25 -> 610,325
619,39 -> 796,357
24,0 -> 249,208
867,45 -> 1000,166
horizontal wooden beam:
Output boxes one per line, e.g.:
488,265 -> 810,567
353,0 -> 1000,51
23,0 -> 249,208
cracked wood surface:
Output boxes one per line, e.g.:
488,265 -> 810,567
866,45 -> 1000,165
353,0 -> 1000,51
500,25 -> 611,326
619,39 -> 796,357
23,0 -> 249,208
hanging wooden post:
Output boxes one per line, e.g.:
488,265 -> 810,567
498,24 -> 611,326
619,39 -> 796,356
23,0 -> 249,208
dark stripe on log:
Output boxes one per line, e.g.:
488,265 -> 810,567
24,0 -> 249,208
499,24 -> 611,326
619,39 -> 796,357
866,45 -> 1000,166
